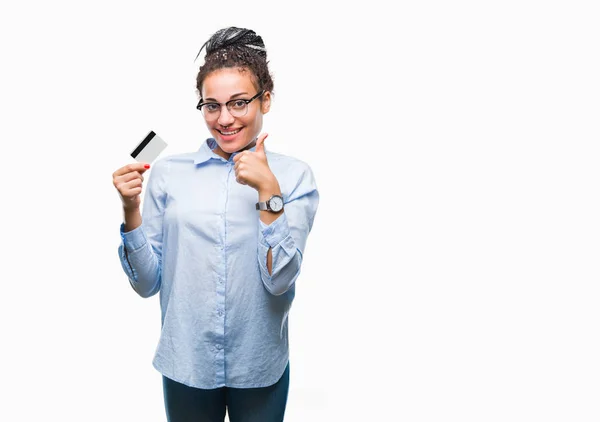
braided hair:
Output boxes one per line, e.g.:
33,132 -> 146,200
195,27 -> 274,99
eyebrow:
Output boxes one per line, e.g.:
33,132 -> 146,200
203,92 -> 249,102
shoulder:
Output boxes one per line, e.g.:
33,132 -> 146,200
150,151 -> 197,172
156,151 -> 198,165
266,150 -> 314,177
145,151 -> 198,186
267,150 -> 318,196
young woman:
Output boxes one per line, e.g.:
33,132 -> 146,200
112,27 -> 319,421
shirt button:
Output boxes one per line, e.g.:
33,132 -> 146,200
217,310 -> 223,316
216,344 -> 223,350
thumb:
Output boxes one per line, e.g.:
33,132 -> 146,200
255,133 -> 268,154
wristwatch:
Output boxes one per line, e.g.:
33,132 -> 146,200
256,194 -> 284,213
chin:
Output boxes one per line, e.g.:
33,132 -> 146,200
218,141 -> 244,153
215,136 -> 252,153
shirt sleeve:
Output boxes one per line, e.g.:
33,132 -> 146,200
117,158 -> 169,298
257,162 -> 319,296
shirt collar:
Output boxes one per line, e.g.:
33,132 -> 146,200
193,138 -> 219,164
193,138 -> 258,164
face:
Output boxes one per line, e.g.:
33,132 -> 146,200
201,68 -> 271,159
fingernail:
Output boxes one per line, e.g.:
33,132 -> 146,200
144,164 -> 150,169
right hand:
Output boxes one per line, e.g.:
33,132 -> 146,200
112,163 -> 150,211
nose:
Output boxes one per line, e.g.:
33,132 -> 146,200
217,106 -> 235,126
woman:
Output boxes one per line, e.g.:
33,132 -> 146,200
112,27 -> 319,421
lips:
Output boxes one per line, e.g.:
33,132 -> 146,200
219,128 -> 241,136
216,126 -> 244,144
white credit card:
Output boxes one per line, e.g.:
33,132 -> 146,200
131,130 -> 167,163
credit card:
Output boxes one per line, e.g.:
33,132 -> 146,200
131,130 -> 167,163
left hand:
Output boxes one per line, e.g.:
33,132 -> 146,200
233,133 -> 276,191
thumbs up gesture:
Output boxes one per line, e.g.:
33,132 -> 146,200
233,133 -> 277,191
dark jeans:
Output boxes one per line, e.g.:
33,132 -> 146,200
162,363 -> 290,422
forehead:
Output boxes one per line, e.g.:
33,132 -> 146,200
202,68 -> 257,100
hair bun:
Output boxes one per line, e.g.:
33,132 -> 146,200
195,27 -> 266,62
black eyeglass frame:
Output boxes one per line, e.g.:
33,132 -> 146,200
196,90 -> 265,116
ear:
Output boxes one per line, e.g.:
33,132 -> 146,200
261,91 -> 271,114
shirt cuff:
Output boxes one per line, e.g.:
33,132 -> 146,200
120,223 -> 148,251
259,213 -> 291,248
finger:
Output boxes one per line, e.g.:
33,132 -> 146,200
113,162 -> 150,178
234,158 -> 245,172
122,186 -> 143,198
255,133 -> 269,154
233,150 -> 247,163
235,169 -> 248,185
118,179 -> 144,196
115,171 -> 145,184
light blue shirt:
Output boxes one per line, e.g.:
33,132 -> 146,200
118,138 -> 319,389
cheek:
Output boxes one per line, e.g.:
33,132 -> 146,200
251,113 -> 263,127
240,114 -> 261,132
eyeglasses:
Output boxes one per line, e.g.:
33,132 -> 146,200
196,90 -> 265,120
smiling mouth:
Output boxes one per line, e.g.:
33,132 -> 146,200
219,128 -> 242,136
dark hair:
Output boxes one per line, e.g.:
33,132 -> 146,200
195,27 -> 274,99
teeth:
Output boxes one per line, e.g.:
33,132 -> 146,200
221,129 -> 240,135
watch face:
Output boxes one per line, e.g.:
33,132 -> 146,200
268,195 -> 284,212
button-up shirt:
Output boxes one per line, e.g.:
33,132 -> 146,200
118,138 -> 319,389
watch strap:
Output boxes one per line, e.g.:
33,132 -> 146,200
256,194 -> 284,212
255,201 -> 269,211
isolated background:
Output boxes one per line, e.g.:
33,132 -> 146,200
1,1 -> 599,421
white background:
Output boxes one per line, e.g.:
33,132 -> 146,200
1,1 -> 599,421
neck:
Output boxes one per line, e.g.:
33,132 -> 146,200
213,138 -> 257,160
